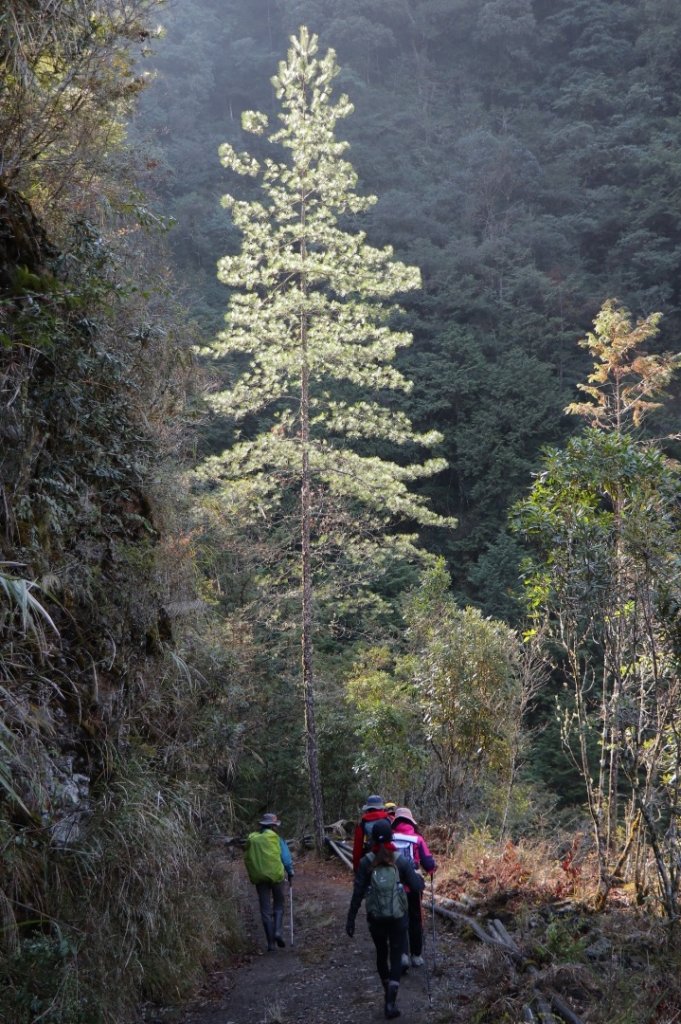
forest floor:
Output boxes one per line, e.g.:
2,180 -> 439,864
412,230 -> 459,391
148,855 -> 481,1024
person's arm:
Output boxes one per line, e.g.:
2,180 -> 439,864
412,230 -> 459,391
417,836 -> 436,874
397,854 -> 425,893
352,822 -> 364,873
279,836 -> 294,880
346,857 -> 371,935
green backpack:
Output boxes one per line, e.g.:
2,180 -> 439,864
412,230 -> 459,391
365,854 -> 408,920
244,830 -> 286,884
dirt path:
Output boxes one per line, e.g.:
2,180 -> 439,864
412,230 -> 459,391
165,857 -> 479,1024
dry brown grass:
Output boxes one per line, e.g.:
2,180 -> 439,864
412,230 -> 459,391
436,832 -> 573,909
431,831 -> 681,1024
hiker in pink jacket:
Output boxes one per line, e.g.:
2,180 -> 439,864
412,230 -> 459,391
391,807 -> 436,968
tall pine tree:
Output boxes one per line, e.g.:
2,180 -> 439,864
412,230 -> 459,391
200,27 -> 451,846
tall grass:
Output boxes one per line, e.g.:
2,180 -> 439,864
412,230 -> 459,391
0,754 -> 243,1023
0,571 -> 244,1022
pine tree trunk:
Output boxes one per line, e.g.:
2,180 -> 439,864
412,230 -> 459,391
300,316 -> 325,851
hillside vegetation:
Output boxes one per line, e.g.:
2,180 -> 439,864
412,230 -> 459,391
1,2 -> 680,1022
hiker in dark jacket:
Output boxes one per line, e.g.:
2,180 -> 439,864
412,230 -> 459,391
346,820 -> 425,1019
352,794 -> 391,872
244,812 -> 294,952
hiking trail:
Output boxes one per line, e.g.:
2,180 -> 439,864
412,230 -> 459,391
148,856 -> 480,1024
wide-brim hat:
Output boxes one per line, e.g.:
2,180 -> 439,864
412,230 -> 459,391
259,812 -> 281,827
362,794 -> 385,811
393,806 -> 417,826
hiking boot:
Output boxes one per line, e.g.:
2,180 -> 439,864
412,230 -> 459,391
411,954 -> 424,967
264,920 -> 276,952
384,981 -> 400,1019
400,953 -> 410,971
274,908 -> 285,947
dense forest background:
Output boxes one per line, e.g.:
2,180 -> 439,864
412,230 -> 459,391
134,0 -> 681,617
1,1 -> 680,1021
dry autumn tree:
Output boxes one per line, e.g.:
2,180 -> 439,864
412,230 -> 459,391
515,300 -> 681,914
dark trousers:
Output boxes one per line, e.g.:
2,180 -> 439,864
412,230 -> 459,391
368,913 -> 408,984
256,881 -> 285,945
405,889 -> 423,957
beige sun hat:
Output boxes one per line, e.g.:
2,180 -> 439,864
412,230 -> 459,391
393,806 -> 417,826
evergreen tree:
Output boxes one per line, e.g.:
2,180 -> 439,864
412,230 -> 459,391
138,0 -> 681,614
199,26 -> 451,847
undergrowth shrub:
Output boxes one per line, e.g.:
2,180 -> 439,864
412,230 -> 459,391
542,918 -> 588,962
80,759 -> 241,1014
0,192 -> 243,1019
0,754 -> 243,1023
0,930 -> 95,1024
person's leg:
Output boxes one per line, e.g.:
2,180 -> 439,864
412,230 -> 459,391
272,881 -> 285,946
388,917 -> 407,985
400,925 -> 410,971
368,917 -> 390,984
385,918 -> 406,1019
400,904 -> 410,971
408,890 -> 424,961
256,882 -> 275,951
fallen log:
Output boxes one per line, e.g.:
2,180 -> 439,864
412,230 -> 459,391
325,837 -> 353,871
547,991 -> 584,1024
325,818 -> 352,839
526,967 -> 584,1024
535,993 -> 557,1023
439,894 -> 482,913
427,900 -> 520,955
492,918 -> 522,954
427,900 -> 585,1024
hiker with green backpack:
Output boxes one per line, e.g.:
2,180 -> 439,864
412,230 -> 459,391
345,820 -> 425,1020
244,812 -> 294,952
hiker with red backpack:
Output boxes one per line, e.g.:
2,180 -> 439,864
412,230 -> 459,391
346,820 -> 425,1020
391,806 -> 436,969
243,812 -> 294,952
352,794 -> 391,872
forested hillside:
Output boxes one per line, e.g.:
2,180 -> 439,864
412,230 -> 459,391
134,0 -> 681,616
1,2 -> 680,1022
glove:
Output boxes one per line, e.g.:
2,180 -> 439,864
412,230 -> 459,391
287,874 -> 293,886
346,918 -> 355,938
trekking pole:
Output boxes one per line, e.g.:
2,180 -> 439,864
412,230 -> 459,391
289,881 -> 294,947
430,874 -> 437,969
424,944 -> 433,1008
421,888 -> 433,1008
